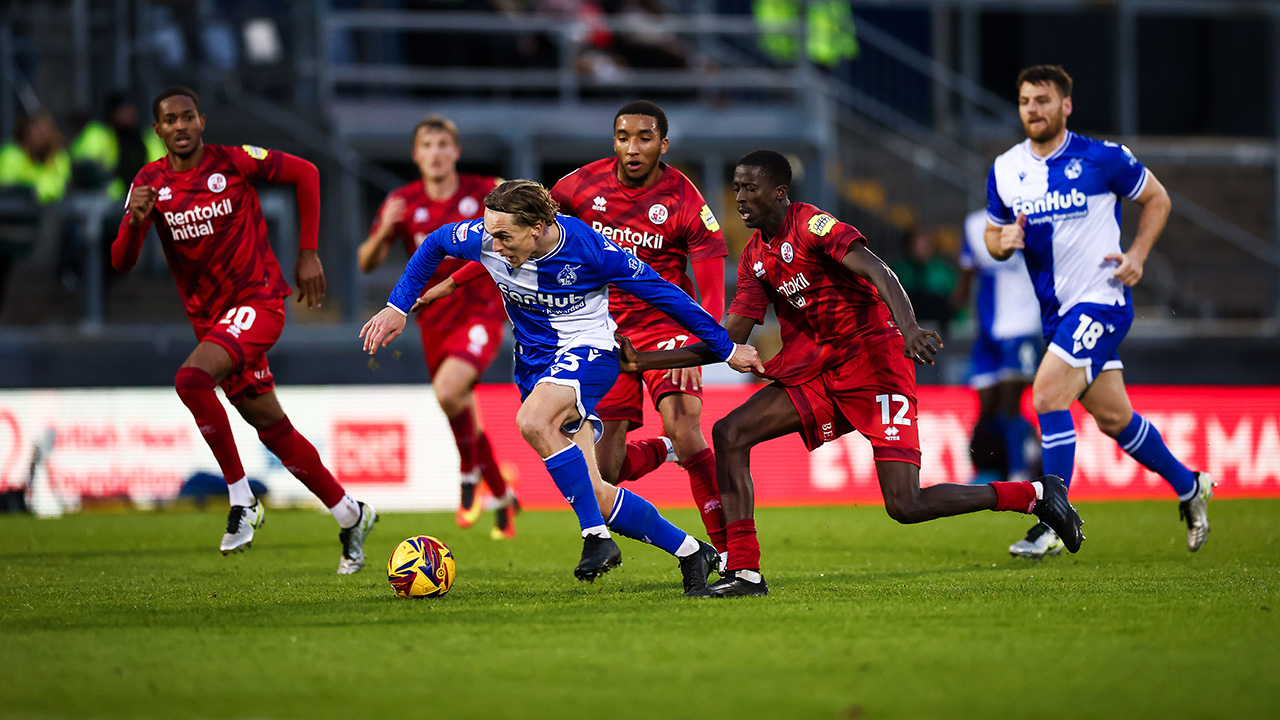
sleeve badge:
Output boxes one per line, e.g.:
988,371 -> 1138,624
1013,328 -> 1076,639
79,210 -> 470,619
241,145 -> 269,160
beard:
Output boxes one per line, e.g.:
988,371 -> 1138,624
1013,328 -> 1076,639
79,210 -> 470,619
1024,115 -> 1064,143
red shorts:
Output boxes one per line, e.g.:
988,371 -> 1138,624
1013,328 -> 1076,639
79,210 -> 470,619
598,322 -> 704,428
415,306 -> 507,377
196,298 -> 285,405
784,335 -> 921,465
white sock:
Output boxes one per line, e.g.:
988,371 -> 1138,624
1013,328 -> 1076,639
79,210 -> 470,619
719,551 -> 729,568
460,468 -> 481,486
581,524 -> 611,539
331,494 -> 361,528
659,436 -> 677,463
226,477 -> 254,507
734,569 -> 762,583
674,534 -> 700,558
1032,481 -> 1045,499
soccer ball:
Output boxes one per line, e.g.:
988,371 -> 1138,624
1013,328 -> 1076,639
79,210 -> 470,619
387,535 -> 456,598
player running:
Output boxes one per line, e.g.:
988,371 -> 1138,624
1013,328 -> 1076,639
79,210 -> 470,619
955,209 -> 1042,489
986,65 -> 1214,557
361,180 -> 763,594
356,116 -> 518,540
621,150 -> 1084,597
111,86 -> 376,574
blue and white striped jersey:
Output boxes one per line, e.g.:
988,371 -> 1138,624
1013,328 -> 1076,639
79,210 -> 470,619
960,209 -> 1040,341
386,214 -> 735,372
985,131 -> 1148,333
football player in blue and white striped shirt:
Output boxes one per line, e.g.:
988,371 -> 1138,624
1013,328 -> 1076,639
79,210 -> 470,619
985,65 -> 1214,558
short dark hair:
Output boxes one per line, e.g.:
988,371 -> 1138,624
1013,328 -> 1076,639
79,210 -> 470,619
1016,65 -> 1073,99
412,115 -> 459,145
485,180 -> 558,228
736,149 -> 792,188
152,86 -> 201,121
614,100 -> 668,138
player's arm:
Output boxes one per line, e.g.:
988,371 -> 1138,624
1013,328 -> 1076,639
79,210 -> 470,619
611,259 -> 762,373
357,195 -> 406,273
690,256 -> 725,320
112,183 -> 155,273
240,149 -> 326,308
361,223 -> 464,353
840,243 -> 942,366
410,260 -> 488,313
1106,171 -> 1171,287
984,165 -> 1023,261
620,312 -> 757,372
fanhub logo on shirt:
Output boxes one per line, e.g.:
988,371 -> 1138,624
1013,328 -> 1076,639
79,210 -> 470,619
777,272 -> 810,308
163,199 -> 233,241
590,221 -> 665,250
1012,188 -> 1087,218
497,282 -> 587,314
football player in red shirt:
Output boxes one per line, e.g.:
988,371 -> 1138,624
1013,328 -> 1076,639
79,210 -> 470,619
356,116 -> 518,539
111,86 -> 377,574
621,150 -> 1085,596
420,101 -> 731,560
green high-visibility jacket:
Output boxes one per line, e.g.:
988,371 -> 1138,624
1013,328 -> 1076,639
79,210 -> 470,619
0,141 -> 71,205
754,0 -> 859,68
70,121 -> 167,201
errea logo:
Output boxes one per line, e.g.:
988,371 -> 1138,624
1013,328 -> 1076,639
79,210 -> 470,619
752,261 -> 765,277
592,196 -> 608,212
158,187 -> 172,201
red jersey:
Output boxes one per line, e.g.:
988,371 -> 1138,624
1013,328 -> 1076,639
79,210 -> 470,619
128,144 -> 292,327
551,158 -> 727,327
729,202 -> 900,384
369,174 -> 503,315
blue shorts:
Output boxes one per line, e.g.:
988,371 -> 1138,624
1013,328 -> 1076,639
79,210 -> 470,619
969,334 -> 1042,390
515,347 -> 619,442
1044,303 -> 1132,384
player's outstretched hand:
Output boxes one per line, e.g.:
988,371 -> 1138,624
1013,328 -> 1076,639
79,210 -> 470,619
997,213 -> 1027,254
902,324 -> 942,365
360,307 -> 407,354
411,277 -> 458,313
616,334 -> 640,373
727,343 -> 765,374
127,185 -> 158,226
1104,250 -> 1144,287
294,249 -> 327,309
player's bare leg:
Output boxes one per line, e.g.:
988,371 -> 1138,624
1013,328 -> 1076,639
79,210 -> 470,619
657,391 -> 727,558
595,419 -> 633,486
876,460 -> 1000,523
235,389 -> 374,573
694,384 -> 802,597
435,357 -> 515,533
1081,369 -> 1212,550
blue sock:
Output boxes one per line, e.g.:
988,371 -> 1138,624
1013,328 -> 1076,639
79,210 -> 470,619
607,488 -> 689,556
1001,413 -> 1031,476
1039,410 -> 1076,488
1115,413 -> 1197,499
543,444 -> 605,531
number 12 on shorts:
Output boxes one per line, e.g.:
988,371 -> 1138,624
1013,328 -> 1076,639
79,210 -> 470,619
876,394 -> 911,426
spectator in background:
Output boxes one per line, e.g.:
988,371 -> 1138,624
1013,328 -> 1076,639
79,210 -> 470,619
70,94 -> 167,202
0,111 -> 70,206
0,112 -> 70,308
753,0 -> 858,68
893,227 -> 957,334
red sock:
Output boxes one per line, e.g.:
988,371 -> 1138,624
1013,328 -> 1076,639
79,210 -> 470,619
682,448 -> 726,553
448,406 -> 479,473
991,480 -> 1037,513
475,431 -> 507,497
725,518 -> 761,571
174,367 -> 245,484
257,416 -> 345,508
617,437 -> 669,483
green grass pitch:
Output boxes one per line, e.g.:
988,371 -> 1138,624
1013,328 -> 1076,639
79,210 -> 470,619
3,500 -> 1278,719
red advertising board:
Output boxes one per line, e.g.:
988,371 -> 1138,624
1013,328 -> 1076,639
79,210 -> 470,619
473,384 -> 1280,510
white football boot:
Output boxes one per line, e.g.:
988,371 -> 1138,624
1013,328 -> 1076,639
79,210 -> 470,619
220,501 -> 265,555
1179,472 -> 1216,552
1008,522 -> 1063,559
337,502 -> 379,575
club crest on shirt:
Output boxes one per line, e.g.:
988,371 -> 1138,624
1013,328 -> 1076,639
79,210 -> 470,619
557,264 -> 579,286
648,203 -> 668,225
207,173 -> 226,193
414,207 -> 429,223
807,214 -> 835,237
158,186 -> 172,201
458,196 -> 479,217
699,205 -> 720,233
241,145 -> 269,160
1064,157 -> 1083,180
780,242 -> 794,263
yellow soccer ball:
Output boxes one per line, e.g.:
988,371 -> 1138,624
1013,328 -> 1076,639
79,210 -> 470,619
387,535 -> 456,598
